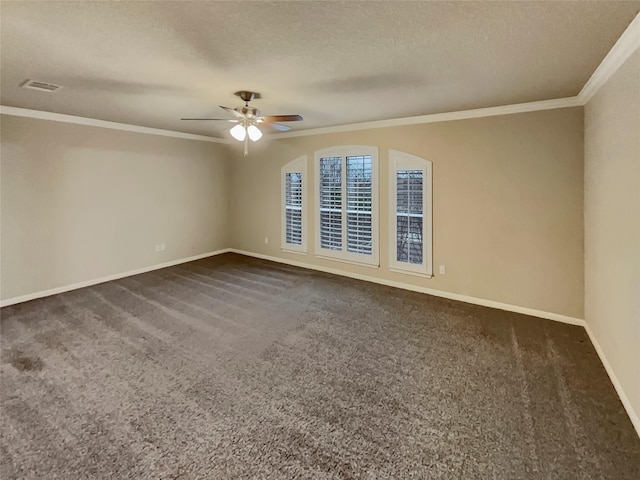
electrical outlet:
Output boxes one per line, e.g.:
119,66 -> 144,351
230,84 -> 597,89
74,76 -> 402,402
439,265 -> 446,275
264,237 -> 269,244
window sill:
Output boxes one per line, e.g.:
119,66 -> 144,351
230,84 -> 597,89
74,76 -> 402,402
281,248 -> 307,256
315,253 -> 379,269
389,267 -> 433,279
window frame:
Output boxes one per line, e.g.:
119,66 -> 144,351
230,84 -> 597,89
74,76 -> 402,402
314,145 -> 379,267
388,149 -> 433,277
281,155 -> 308,254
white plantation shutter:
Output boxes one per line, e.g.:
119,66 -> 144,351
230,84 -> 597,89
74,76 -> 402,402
319,157 -> 342,250
281,156 -> 307,253
315,146 -> 378,266
396,169 -> 423,264
346,155 -> 373,255
285,172 -> 303,245
389,150 -> 432,276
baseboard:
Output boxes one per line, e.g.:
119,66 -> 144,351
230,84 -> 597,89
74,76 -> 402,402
228,249 -> 585,327
0,248 -> 232,308
583,324 -> 640,438
3,247 -> 583,324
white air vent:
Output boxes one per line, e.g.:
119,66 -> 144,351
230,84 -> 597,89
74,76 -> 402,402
21,79 -> 62,92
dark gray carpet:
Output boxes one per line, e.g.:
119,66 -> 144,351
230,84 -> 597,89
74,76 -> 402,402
1,253 -> 639,479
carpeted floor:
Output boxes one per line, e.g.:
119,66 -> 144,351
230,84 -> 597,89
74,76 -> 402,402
1,253 -> 639,479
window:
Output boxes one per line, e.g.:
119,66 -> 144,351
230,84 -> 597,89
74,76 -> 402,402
315,146 -> 379,266
389,150 -> 432,276
281,156 -> 307,253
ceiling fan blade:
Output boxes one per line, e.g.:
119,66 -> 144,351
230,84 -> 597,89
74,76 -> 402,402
181,118 -> 238,121
262,114 -> 303,123
266,122 -> 291,132
220,105 -> 245,118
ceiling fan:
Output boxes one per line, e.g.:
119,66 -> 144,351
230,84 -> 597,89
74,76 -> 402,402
181,91 -> 303,156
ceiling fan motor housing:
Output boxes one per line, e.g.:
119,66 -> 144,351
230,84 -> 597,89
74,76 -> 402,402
238,105 -> 259,118
235,90 -> 259,102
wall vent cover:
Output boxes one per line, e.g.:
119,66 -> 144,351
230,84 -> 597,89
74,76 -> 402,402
21,79 -> 62,92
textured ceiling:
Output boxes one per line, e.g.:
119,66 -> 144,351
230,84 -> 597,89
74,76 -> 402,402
1,1 -> 639,138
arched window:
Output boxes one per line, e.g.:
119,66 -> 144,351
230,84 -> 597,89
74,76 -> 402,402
281,155 -> 307,253
315,145 -> 379,266
389,150 -> 433,276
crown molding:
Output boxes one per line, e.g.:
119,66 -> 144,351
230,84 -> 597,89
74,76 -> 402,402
2,98 -> 581,144
271,96 -> 583,139
0,106 -> 229,144
578,12 -> 640,104
3,11 -> 638,143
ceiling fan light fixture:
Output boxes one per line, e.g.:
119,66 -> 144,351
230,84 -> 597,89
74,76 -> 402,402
230,124 -> 246,141
180,91 -> 302,153
247,124 -> 262,141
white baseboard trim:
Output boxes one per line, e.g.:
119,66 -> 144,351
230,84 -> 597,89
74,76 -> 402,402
228,249 -> 585,327
583,324 -> 640,438
0,248 -> 232,308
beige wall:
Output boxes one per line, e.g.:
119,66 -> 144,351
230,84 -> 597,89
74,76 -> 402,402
1,115 -> 231,301
585,49 -> 640,426
230,108 -> 585,318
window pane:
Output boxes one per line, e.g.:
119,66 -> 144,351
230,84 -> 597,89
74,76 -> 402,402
408,172 -> 423,215
396,215 -> 409,262
346,155 -> 372,254
397,169 -> 422,215
319,157 -> 342,250
286,172 -> 302,207
347,212 -> 372,255
320,211 -> 342,250
285,172 -> 303,245
396,215 -> 424,264
408,216 -> 423,264
397,170 -> 409,214
396,169 -> 423,264
285,208 -> 302,245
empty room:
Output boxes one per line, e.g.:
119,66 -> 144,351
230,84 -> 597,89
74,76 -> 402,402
1,1 -> 639,478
